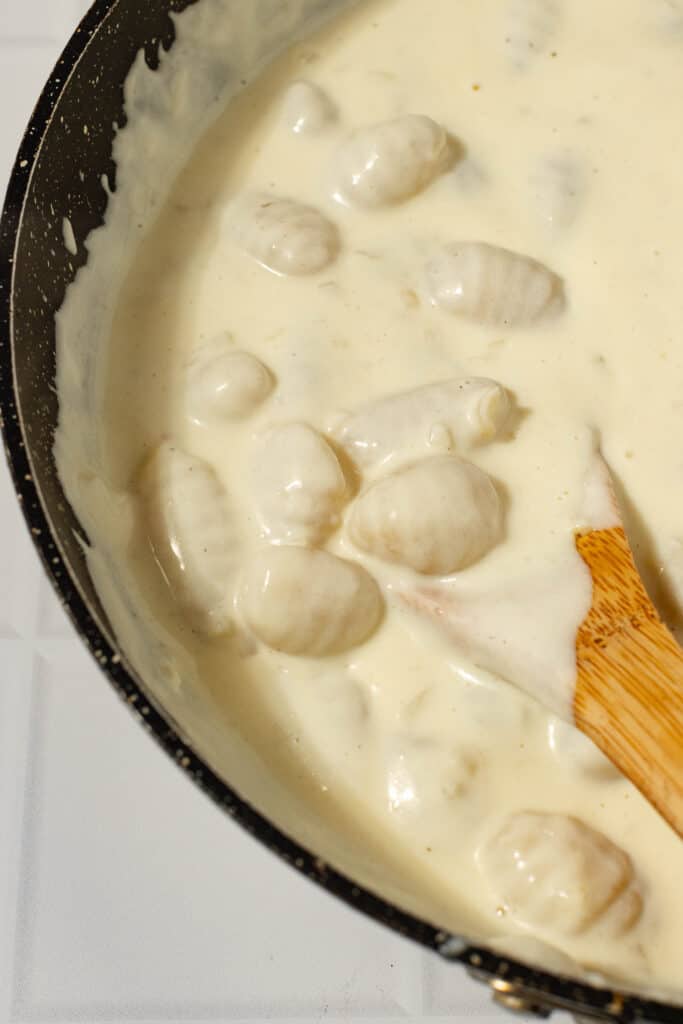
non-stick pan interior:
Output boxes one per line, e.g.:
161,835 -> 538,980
1,0 -> 200,639
1,2 -> 682,1020
2,0 -> 454,959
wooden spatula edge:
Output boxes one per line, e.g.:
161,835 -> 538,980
575,522 -> 683,838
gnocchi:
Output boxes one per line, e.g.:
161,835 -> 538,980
450,158 -> 489,195
649,0 -> 683,37
139,443 -> 238,635
232,194 -> 340,275
386,737 -> 482,816
530,153 -> 585,232
425,241 -> 564,326
282,80 -> 336,134
546,719 -> 622,783
348,455 -> 503,574
332,115 -> 451,208
251,422 -> 347,543
239,546 -> 383,656
185,339 -> 274,425
478,813 -> 643,938
333,377 -> 512,469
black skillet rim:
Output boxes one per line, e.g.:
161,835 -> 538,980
0,3 -> 681,1021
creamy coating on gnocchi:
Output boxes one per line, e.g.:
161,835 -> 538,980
81,0 -> 683,1000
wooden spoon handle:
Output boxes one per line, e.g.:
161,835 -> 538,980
575,526 -> 683,838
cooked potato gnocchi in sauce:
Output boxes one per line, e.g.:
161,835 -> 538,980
99,0 -> 683,1001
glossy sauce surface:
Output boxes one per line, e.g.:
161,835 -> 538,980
87,0 -> 683,998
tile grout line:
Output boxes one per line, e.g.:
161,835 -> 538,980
0,645 -> 41,1024
8,656 -> 48,1024
0,30 -> 82,1016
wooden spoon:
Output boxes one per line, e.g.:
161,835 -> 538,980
575,521 -> 683,838
403,454 -> 683,838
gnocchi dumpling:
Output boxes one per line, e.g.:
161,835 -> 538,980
232,193 -> 340,276
450,157 -> 489,195
425,241 -> 564,326
348,455 -> 503,574
530,153 -> 585,232
386,736 -> 481,816
333,377 -> 512,469
185,338 -> 274,425
317,670 -> 371,733
546,719 -> 622,782
332,114 -> 451,208
251,422 -> 347,544
283,80 -> 337,134
478,812 -> 643,938
240,546 -> 383,656
139,443 -> 238,635
648,0 -> 683,38
503,0 -> 562,69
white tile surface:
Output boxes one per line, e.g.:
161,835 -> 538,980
11,652 -> 419,1019
0,2 -> 89,44
0,46 -> 60,198
0,472 -> 42,639
0,5 -> 531,1023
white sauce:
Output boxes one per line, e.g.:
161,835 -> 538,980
55,0 -> 683,1002
62,216 -> 77,256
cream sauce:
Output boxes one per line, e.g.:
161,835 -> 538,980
57,0 -> 683,1001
